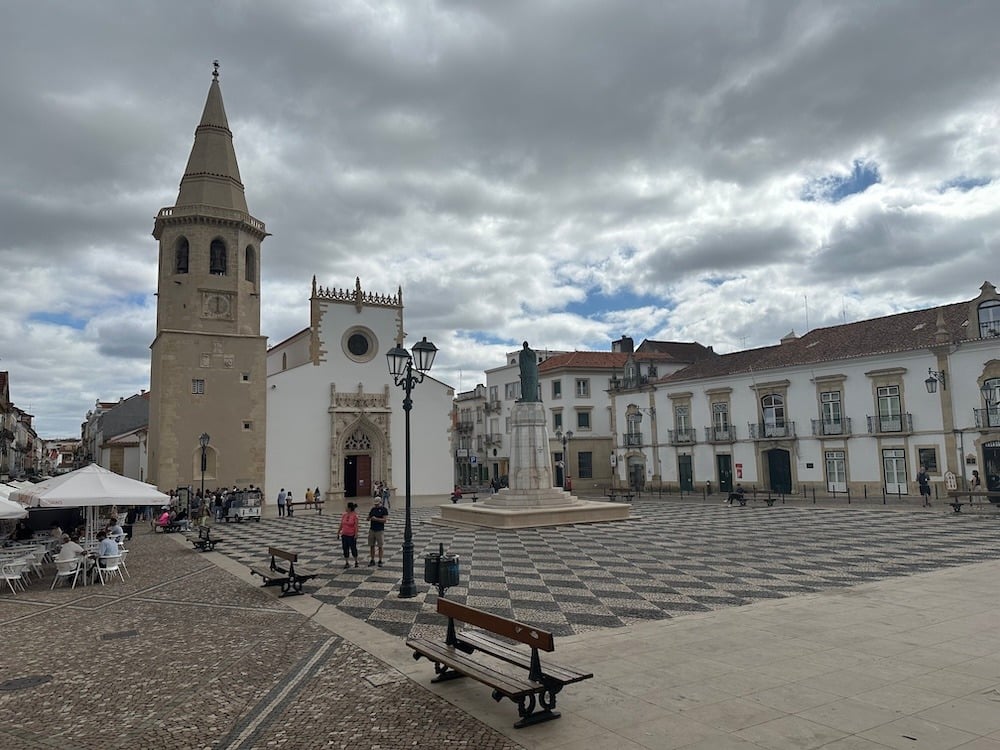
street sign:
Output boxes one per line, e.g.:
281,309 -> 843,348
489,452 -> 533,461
470,455 -> 477,464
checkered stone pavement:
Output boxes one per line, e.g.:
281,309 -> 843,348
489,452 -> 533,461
214,500 -> 1000,640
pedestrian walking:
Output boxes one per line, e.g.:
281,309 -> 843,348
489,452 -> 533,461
381,483 -> 390,510
286,491 -> 294,517
367,497 -> 389,567
338,502 -> 360,569
276,487 -> 287,517
917,465 -> 932,507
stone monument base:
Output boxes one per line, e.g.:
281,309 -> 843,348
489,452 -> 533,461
435,496 -> 630,529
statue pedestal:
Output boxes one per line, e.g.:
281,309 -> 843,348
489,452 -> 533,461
436,402 -> 629,528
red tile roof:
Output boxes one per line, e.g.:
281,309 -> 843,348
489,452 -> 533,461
662,300 -> 971,382
539,352 -> 632,372
637,340 -> 717,362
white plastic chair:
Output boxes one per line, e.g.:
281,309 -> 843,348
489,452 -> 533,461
26,545 -> 46,579
96,554 -> 125,584
117,547 -> 130,578
51,557 -> 83,589
1,557 -> 31,595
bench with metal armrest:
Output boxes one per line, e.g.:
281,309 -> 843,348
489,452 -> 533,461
406,598 -> 592,728
249,546 -> 317,597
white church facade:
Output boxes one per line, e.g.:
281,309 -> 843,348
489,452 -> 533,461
265,277 -> 454,504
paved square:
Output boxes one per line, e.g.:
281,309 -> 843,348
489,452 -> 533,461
215,500 -> 1000,638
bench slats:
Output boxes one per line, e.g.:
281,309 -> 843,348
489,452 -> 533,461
457,631 -> 592,685
406,638 -> 539,698
437,599 -> 555,652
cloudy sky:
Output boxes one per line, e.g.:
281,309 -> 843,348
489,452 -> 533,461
3,1 -> 998,438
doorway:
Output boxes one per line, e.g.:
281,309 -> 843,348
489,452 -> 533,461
343,454 -> 372,498
678,455 -> 693,491
983,442 -> 1000,491
882,448 -> 907,495
825,450 -> 847,493
765,449 -> 792,494
716,455 -> 733,493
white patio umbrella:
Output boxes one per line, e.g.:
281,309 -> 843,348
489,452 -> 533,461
11,464 -> 169,537
0,496 -> 28,519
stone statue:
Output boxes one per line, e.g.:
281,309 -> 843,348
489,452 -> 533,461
518,341 -> 539,402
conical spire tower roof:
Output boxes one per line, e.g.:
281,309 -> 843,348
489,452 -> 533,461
174,64 -> 248,212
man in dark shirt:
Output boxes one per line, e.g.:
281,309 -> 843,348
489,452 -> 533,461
367,498 -> 389,568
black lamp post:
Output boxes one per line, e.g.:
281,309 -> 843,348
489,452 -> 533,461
387,336 -> 438,599
555,428 -> 573,487
199,432 -> 210,501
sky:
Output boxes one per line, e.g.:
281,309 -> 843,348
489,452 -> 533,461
2,1 -> 999,439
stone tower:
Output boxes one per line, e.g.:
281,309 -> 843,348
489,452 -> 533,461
148,66 -> 268,491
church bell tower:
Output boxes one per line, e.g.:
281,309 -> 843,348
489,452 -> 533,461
148,64 -> 268,490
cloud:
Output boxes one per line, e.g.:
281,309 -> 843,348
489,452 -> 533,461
2,0 -> 999,436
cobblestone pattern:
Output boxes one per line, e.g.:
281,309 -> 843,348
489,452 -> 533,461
215,499 -> 1000,639
0,529 -> 523,750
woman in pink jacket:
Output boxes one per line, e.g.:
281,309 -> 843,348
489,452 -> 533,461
337,502 -> 360,569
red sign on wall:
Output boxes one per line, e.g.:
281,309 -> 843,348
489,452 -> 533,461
735,463 -> 743,479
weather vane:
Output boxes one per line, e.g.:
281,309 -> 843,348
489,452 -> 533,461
212,59 -> 220,80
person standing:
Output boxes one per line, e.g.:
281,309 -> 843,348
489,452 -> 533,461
314,486 -> 321,506
276,488 -> 287,517
917,465 -> 932,507
305,487 -> 314,507
971,470 -> 982,490
367,497 -> 389,567
286,491 -> 294,517
338,502 -> 360,569
381,484 -> 390,510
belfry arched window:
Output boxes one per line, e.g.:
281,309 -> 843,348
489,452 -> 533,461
175,238 -> 189,274
245,245 -> 256,283
210,239 -> 227,276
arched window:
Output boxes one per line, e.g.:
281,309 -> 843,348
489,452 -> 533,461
175,238 -> 189,274
245,245 -> 256,283
210,239 -> 227,276
978,300 -> 1000,338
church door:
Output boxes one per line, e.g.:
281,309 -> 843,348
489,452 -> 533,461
344,455 -> 372,497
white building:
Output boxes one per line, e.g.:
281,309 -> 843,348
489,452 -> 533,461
611,282 -> 1000,496
266,277 -> 455,504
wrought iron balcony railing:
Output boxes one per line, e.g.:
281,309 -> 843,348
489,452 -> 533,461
866,414 -> 913,434
811,417 -> 852,436
748,422 -> 797,439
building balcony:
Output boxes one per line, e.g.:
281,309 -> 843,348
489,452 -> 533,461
974,408 -> 1000,429
669,428 -> 697,445
811,417 -> 852,437
485,433 -> 502,445
485,400 -> 501,413
704,426 -> 736,443
748,422 -> 796,440
866,414 -> 913,434
456,421 -> 475,433
622,433 -> 643,448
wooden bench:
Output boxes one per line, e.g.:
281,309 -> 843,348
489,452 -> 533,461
946,490 -> 1000,514
153,521 -> 185,533
406,598 -> 592,728
249,547 -> 317,597
286,499 -> 324,516
606,490 -> 634,503
188,526 -> 222,552
727,493 -> 775,507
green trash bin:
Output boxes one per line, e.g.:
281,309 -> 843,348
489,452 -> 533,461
440,554 -> 460,588
423,552 -> 441,585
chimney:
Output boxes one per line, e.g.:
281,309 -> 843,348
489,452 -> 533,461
612,335 -> 634,354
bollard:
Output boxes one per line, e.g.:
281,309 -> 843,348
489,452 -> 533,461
812,487 -> 816,504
